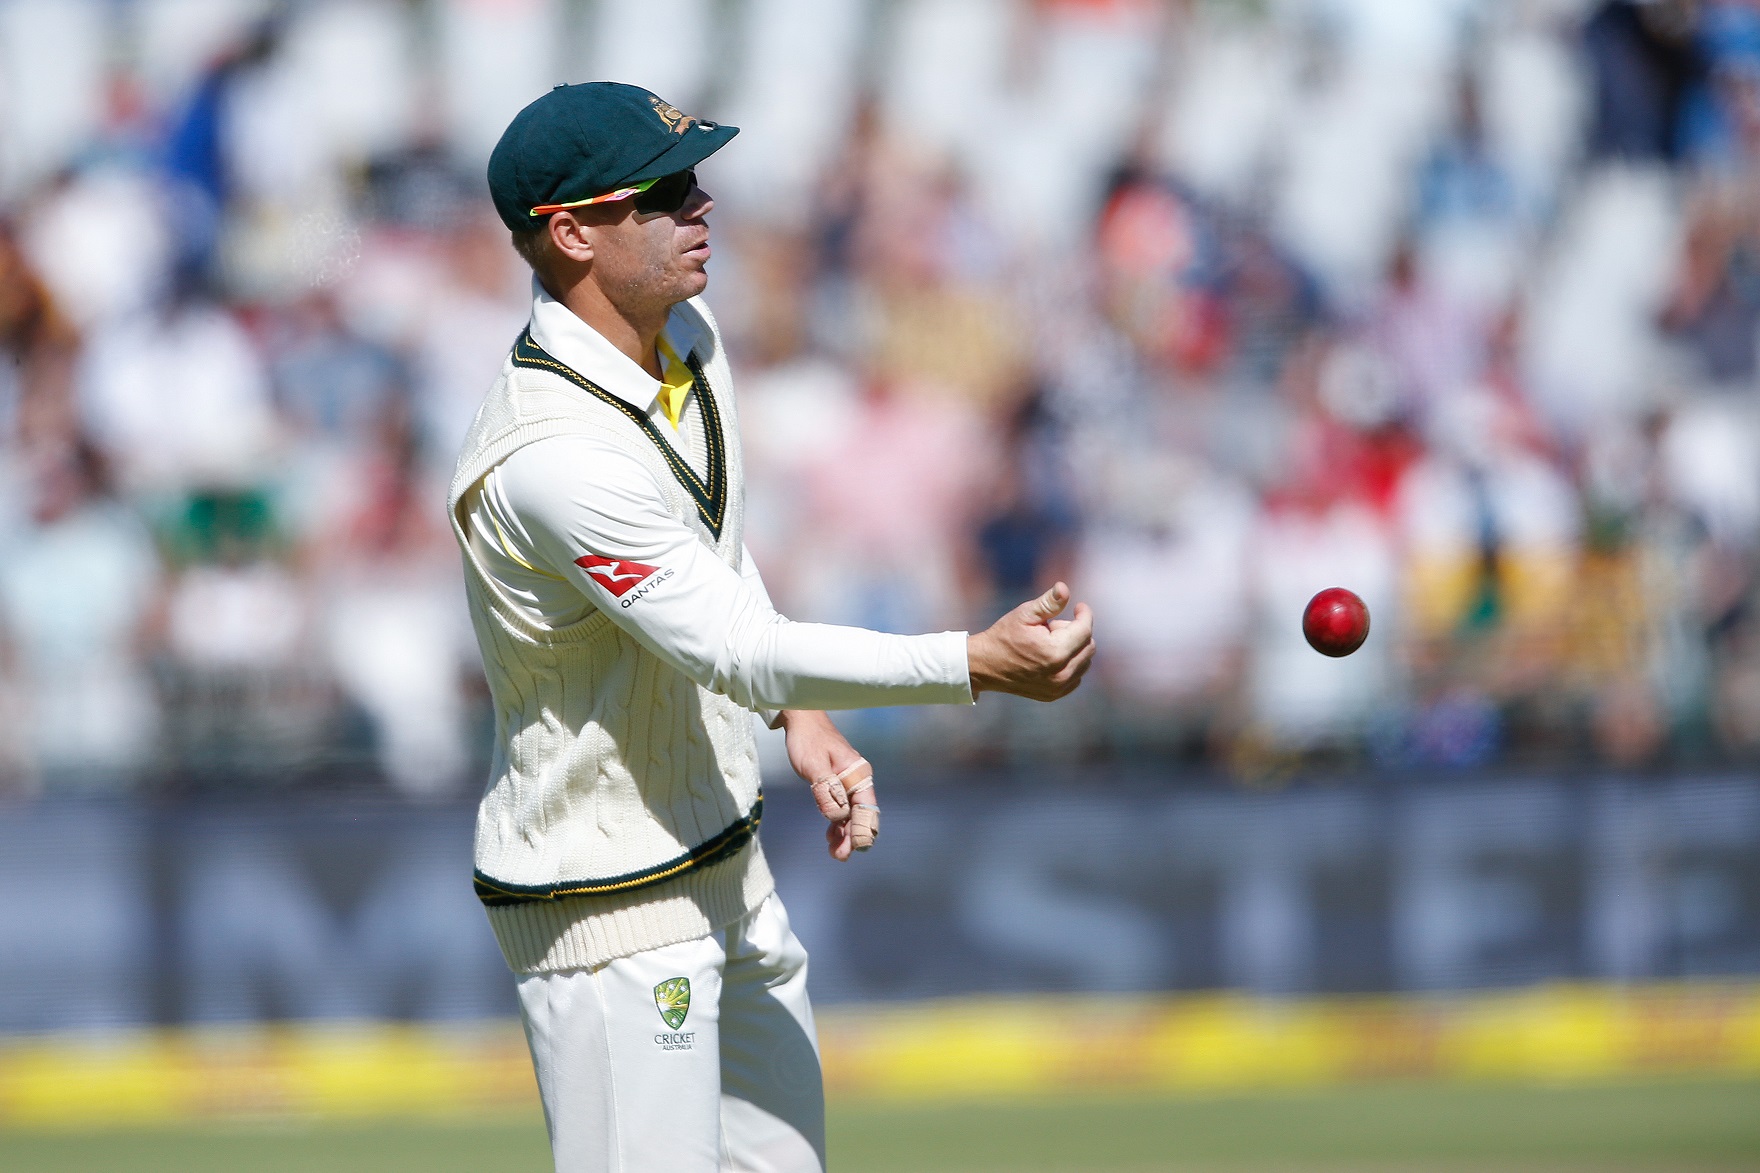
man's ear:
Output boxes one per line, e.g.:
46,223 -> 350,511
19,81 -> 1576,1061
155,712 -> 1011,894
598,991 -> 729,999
548,212 -> 594,264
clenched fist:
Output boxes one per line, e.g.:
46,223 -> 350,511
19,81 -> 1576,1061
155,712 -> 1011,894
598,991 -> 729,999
966,582 -> 1096,701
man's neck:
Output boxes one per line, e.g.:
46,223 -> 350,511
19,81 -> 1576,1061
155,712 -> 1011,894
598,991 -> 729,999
543,273 -> 666,379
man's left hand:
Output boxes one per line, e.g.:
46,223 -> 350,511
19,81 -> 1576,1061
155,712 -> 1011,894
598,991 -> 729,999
780,710 -> 878,860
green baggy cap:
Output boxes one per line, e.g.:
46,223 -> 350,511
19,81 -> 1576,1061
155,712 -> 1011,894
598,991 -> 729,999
487,82 -> 738,232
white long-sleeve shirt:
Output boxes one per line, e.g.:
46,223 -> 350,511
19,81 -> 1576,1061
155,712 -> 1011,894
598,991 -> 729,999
457,288 -> 972,716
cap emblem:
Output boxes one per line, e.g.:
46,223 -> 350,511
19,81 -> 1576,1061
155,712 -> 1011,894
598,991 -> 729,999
649,96 -> 699,135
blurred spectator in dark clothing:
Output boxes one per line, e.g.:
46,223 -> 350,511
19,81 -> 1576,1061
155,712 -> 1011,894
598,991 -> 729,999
1221,223 -> 1323,389
1680,1 -> 1760,167
1418,75 -> 1520,228
975,481 -> 1075,604
1661,182 -> 1760,382
971,394 -> 1079,610
1709,554 -> 1760,755
1584,0 -> 1706,162
361,135 -> 479,234
160,17 -> 283,280
1414,70 -> 1529,315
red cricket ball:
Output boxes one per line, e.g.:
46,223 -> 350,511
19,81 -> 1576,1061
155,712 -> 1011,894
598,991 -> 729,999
1303,587 -> 1370,657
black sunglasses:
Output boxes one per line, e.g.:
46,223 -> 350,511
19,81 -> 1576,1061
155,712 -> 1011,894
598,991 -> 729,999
632,168 -> 697,216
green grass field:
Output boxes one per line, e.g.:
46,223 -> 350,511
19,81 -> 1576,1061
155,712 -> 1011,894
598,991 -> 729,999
1,1079 -> 1755,1172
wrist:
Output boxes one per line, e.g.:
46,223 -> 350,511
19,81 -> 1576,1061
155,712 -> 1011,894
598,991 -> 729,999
779,709 -> 831,733
966,633 -> 992,696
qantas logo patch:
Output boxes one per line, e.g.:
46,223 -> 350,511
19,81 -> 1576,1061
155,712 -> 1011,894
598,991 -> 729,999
575,554 -> 661,598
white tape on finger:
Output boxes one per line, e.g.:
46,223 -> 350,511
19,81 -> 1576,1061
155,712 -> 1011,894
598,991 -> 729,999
811,774 -> 849,817
848,802 -> 880,851
836,758 -> 873,798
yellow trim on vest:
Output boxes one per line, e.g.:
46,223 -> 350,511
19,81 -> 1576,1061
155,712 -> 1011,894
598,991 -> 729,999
485,499 -> 564,581
655,335 -> 694,430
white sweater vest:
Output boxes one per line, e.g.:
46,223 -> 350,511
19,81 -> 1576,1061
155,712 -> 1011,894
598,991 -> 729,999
447,298 -> 772,974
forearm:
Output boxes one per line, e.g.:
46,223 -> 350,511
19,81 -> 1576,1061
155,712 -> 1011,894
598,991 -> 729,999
732,545 -> 970,714
711,614 -> 971,711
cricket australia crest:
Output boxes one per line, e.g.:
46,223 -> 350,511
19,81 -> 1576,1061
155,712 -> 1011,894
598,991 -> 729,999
648,96 -> 699,135
654,977 -> 691,1029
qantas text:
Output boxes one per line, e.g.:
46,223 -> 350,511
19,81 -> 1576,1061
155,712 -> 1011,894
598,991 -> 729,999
620,567 -> 676,607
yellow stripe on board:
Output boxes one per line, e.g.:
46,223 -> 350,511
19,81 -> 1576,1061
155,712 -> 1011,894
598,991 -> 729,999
818,983 -> 1760,1099
0,1025 -> 536,1128
1,984 -> 1757,1127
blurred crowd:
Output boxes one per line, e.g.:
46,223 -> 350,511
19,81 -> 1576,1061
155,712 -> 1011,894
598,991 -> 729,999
1,0 -> 1758,799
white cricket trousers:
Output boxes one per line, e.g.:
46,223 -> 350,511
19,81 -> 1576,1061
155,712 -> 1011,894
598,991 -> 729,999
516,894 -> 826,1173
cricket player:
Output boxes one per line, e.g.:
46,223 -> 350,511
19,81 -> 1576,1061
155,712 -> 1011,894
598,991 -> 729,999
449,82 -> 1095,1172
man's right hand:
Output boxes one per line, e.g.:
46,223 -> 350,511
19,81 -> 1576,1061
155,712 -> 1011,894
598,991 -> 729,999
967,582 -> 1096,701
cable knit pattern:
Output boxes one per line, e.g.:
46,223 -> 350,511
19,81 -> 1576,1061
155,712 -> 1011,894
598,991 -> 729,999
447,297 -> 771,974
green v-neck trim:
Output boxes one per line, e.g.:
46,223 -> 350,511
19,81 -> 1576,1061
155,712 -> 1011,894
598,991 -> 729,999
510,328 -> 728,539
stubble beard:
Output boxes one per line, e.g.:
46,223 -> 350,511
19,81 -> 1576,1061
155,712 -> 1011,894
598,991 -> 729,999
607,238 -> 706,320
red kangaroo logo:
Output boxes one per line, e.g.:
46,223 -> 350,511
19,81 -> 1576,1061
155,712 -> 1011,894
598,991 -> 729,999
575,554 -> 661,598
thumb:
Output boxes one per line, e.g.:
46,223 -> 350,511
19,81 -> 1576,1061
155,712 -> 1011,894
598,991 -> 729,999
1023,582 -> 1070,623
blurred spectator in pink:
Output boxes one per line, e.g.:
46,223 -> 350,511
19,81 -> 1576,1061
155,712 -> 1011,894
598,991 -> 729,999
794,373 -> 994,636
1093,169 -> 1230,380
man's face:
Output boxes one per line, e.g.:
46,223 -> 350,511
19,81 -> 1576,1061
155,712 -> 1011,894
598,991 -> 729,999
572,180 -> 714,315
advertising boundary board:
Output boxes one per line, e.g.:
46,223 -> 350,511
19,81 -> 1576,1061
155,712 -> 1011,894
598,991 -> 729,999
0,772 -> 1755,1033
0,984 -> 1757,1126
